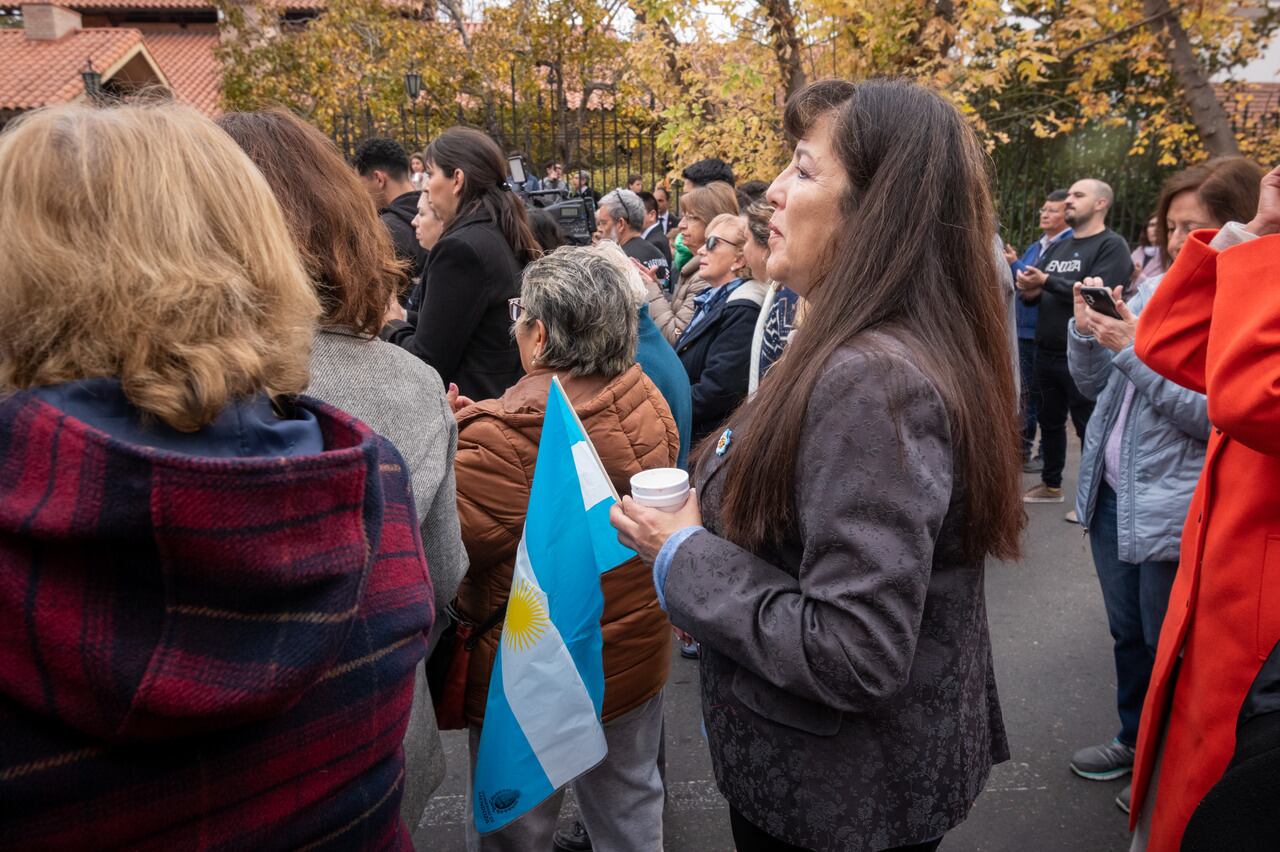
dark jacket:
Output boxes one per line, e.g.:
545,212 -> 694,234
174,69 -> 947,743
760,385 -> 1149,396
643,223 -> 673,265
1010,229 -> 1072,341
384,208 -> 524,401
1024,229 -> 1131,352
636,304 -> 692,469
676,279 -> 767,445
0,390 -> 434,850
663,334 -> 1009,851
382,190 -> 429,288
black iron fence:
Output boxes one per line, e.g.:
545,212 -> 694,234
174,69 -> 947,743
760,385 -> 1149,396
329,100 -> 673,201
328,96 -> 1277,252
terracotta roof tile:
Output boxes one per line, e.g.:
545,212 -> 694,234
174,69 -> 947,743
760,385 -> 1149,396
67,0 -> 322,9
1215,80 -> 1280,123
143,29 -> 221,115
0,27 -> 146,110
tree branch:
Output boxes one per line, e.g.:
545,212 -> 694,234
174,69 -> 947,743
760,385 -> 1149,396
1060,3 -> 1185,62
438,0 -> 472,55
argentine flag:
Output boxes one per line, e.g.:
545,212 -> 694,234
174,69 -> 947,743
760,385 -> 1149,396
472,376 -> 636,833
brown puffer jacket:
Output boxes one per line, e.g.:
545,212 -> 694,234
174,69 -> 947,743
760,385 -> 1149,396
454,365 -> 678,725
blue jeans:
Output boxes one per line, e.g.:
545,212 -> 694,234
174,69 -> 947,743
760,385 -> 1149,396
1087,482 -> 1178,746
1018,337 -> 1039,458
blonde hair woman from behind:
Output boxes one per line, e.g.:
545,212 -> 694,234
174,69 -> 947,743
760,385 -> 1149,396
0,102 -> 434,850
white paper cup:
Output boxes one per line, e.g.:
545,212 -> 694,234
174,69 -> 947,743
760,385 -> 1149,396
630,468 -> 690,512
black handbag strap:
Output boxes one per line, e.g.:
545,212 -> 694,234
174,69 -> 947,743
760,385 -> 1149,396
463,601 -> 509,650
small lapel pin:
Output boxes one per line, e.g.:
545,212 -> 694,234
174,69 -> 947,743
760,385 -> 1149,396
716,428 -> 733,457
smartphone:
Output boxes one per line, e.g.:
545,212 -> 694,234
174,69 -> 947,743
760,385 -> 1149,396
507,155 -> 527,186
1080,286 -> 1124,320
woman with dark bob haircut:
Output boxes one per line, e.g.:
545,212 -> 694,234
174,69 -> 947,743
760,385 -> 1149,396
613,78 -> 1024,851
217,108 -> 469,831
383,126 -> 539,401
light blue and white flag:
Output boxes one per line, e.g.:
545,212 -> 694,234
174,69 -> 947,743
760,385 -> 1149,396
472,376 -> 636,834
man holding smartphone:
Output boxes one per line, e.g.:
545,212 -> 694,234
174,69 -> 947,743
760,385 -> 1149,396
1015,178 -> 1132,504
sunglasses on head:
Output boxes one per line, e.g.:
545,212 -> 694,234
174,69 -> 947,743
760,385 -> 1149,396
704,234 -> 742,252
508,298 -> 524,323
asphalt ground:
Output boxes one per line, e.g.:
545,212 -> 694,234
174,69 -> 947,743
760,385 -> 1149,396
415,443 -> 1136,851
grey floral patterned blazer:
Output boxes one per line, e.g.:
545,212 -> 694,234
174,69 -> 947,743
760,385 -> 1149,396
663,335 -> 1009,851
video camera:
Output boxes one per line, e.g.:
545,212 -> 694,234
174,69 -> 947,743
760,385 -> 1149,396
540,193 -> 596,246
507,155 -> 596,245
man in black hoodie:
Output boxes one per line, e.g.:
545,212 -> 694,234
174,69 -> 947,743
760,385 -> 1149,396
1016,178 -> 1132,505
353,138 -> 428,297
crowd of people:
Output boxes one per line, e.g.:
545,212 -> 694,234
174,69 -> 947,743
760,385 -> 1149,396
0,74 -> 1277,852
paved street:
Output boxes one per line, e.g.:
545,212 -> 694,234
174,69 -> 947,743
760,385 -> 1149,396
416,446 -> 1135,851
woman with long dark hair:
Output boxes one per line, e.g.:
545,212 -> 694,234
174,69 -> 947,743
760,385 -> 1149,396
383,127 -> 539,400
612,79 -> 1024,851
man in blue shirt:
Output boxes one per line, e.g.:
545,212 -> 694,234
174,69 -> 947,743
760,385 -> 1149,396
1006,189 -> 1071,473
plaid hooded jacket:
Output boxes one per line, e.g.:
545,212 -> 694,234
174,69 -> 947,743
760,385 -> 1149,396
0,392 -> 435,850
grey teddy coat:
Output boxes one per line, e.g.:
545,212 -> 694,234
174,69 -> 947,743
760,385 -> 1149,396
663,334 -> 1009,851
1067,275 -> 1209,563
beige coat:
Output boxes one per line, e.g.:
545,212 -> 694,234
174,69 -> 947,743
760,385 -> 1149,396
648,262 -> 711,345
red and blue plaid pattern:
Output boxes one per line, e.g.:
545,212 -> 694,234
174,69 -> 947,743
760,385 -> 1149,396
0,394 -> 435,850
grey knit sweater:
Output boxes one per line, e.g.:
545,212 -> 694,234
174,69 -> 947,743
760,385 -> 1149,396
306,327 -> 468,832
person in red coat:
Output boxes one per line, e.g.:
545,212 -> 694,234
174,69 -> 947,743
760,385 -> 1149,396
1129,163 -> 1280,850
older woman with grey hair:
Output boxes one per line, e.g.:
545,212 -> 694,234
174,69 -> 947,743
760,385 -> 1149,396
452,242 -> 680,852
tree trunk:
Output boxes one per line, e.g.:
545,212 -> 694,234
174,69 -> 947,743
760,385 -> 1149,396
1142,0 -> 1241,157
760,0 -> 806,102
438,0 -> 472,56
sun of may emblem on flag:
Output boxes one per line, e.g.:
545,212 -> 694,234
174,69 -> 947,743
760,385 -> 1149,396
504,579 -> 550,652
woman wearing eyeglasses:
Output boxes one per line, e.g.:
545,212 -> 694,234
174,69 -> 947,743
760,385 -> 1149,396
451,242 -> 680,852
676,213 -> 768,445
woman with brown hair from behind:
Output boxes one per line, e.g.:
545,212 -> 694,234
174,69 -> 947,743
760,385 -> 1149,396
218,108 -> 469,832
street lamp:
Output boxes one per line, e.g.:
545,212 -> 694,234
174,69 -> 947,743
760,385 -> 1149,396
81,57 -> 102,101
403,69 -> 423,102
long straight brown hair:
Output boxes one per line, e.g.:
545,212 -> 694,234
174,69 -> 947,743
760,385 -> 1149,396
705,79 -> 1024,562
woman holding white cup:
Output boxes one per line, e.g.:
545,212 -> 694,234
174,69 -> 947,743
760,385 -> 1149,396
631,468 -> 691,511
611,79 -> 1023,851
